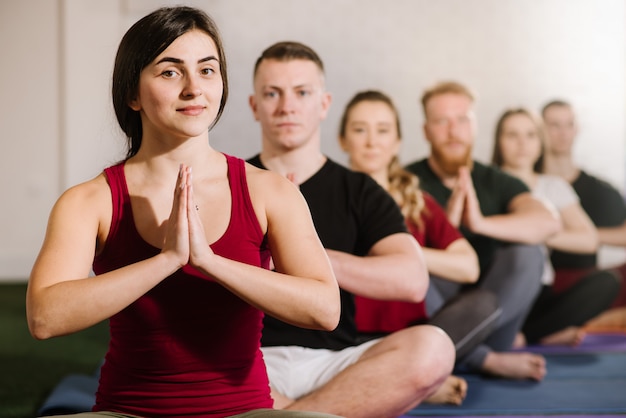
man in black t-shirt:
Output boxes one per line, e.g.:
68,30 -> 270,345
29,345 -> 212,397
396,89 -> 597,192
247,41 -> 456,417
542,100 -> 626,305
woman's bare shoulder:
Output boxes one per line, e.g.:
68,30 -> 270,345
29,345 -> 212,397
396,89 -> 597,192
53,173 -> 111,213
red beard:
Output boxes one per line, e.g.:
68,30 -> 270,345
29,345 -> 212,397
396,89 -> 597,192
431,142 -> 473,176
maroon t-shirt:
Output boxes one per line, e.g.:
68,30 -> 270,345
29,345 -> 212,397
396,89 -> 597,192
355,193 -> 462,332
92,154 -> 272,417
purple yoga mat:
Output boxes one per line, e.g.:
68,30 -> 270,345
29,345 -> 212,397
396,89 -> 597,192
519,332 -> 626,354
402,415 -> 626,418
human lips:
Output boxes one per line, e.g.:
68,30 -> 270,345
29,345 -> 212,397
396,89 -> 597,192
276,121 -> 298,128
177,105 -> 205,116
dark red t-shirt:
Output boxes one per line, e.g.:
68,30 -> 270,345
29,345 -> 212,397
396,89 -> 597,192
355,193 -> 462,333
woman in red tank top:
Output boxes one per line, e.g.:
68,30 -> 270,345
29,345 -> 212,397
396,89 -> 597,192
26,6 -> 339,418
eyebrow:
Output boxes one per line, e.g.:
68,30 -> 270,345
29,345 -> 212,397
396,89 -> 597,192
155,56 -> 218,65
262,83 -> 314,91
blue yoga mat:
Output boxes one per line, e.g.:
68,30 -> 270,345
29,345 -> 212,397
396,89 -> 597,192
409,351 -> 626,416
38,374 -> 98,416
39,334 -> 626,417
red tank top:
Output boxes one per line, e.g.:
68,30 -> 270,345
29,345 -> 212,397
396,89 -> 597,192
92,154 -> 273,417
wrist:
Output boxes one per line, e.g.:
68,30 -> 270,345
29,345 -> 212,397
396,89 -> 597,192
157,251 -> 187,274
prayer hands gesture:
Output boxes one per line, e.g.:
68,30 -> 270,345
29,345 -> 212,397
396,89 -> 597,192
162,164 -> 215,269
446,167 -> 485,233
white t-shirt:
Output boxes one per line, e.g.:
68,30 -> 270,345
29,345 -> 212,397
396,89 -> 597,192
532,174 -> 580,285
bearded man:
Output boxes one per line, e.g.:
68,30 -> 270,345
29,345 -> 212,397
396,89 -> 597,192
406,81 -> 560,381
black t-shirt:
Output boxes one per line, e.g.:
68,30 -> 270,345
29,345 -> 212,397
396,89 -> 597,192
551,170 -> 626,269
248,155 -> 407,350
405,159 -> 529,274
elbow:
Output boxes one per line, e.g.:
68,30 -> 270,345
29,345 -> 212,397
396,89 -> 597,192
582,240 -> 599,254
317,284 -> 341,331
407,248 -> 430,302
28,316 -> 55,341
407,262 -> 430,303
461,253 -> 481,283
462,264 -> 481,284
26,298 -> 54,340
589,230 -> 600,252
27,302 -> 60,340
579,235 -> 600,254
527,218 -> 562,245
546,217 -> 563,239
315,295 -> 341,331
320,308 -> 340,331
26,290 -> 57,340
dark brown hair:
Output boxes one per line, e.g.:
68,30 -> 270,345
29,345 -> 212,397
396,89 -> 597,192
541,99 -> 571,118
112,6 -> 229,158
492,108 -> 546,173
253,41 -> 324,79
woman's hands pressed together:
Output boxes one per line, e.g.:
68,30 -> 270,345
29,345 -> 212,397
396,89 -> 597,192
162,164 -> 215,270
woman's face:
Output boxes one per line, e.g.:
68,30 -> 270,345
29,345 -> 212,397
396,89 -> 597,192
130,29 -> 223,141
340,100 -> 400,178
498,113 -> 542,171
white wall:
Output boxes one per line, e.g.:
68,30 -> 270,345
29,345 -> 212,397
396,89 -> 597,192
0,1 -> 61,279
1,0 -> 624,280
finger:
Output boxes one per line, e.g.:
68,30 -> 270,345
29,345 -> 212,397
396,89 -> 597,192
176,164 -> 189,222
162,164 -> 189,257
185,167 -> 206,242
186,166 -> 197,220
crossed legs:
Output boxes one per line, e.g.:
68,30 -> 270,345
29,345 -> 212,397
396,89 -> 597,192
265,325 -> 455,418
429,244 -> 547,381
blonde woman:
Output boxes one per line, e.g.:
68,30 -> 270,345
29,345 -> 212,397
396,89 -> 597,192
339,90 -> 501,405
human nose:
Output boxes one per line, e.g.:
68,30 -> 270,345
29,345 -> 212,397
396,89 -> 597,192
446,119 -> 458,136
448,119 -> 464,138
276,92 -> 296,114
182,74 -> 202,98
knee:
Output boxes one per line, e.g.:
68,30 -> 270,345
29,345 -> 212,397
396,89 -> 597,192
462,289 -> 499,317
592,269 -> 622,295
398,325 -> 455,384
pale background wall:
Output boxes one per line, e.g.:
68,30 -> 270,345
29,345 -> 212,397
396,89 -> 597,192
1,0 -> 624,280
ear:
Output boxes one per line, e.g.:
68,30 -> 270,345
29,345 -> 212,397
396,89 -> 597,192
319,92 -> 332,121
129,97 -> 141,111
422,122 -> 431,143
248,95 -> 260,121
338,135 -> 348,151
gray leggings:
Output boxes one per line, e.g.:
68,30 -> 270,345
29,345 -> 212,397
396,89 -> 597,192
48,409 -> 341,417
426,244 -> 544,372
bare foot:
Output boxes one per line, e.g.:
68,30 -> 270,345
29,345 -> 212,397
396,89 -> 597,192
425,375 -> 468,405
512,332 -> 527,349
584,307 -> 626,332
270,386 -> 294,409
540,326 -> 586,346
482,351 -> 546,381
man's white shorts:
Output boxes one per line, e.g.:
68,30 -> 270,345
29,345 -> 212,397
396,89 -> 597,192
261,339 -> 381,400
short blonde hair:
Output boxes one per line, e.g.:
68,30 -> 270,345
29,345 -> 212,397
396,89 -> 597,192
421,81 -> 475,118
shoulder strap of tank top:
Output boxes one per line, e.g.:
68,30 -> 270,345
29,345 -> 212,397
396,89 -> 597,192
102,162 -> 130,240
224,154 -> 264,239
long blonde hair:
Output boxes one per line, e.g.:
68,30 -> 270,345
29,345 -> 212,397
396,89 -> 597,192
339,90 -> 426,230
